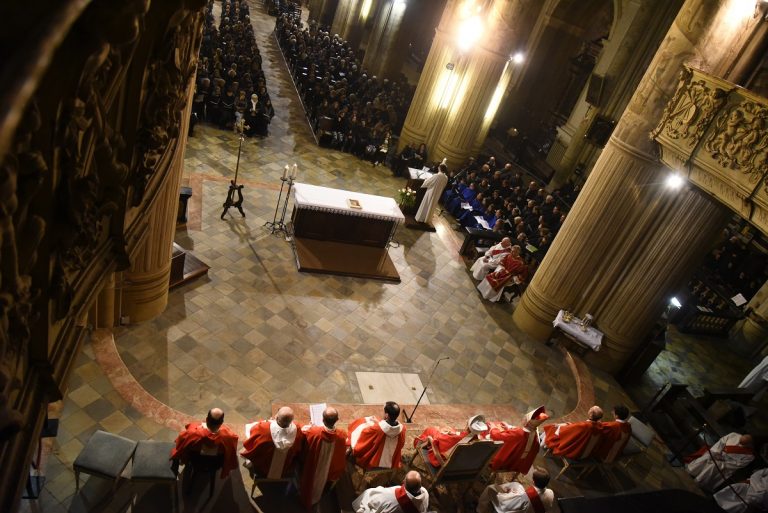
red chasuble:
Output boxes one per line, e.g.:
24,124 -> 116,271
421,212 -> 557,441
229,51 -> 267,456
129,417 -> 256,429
394,485 -> 421,513
240,420 -> 304,478
413,427 -> 467,467
485,253 -> 528,290
488,424 -> 539,473
299,425 -> 347,510
348,416 -> 406,469
542,420 -> 602,459
593,420 -> 632,462
170,422 -> 239,477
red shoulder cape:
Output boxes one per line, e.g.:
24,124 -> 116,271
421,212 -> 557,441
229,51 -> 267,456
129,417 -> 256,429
170,422 -> 239,477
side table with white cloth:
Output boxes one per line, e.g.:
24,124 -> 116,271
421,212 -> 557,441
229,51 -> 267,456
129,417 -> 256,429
548,310 -> 604,355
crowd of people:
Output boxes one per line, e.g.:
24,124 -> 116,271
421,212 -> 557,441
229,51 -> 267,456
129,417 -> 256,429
167,399 -> 768,511
275,14 -> 415,162
419,155 -> 580,301
191,0 -> 275,137
169,402 -> 564,512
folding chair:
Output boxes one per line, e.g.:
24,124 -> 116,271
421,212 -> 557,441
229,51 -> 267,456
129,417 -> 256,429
410,438 -> 501,497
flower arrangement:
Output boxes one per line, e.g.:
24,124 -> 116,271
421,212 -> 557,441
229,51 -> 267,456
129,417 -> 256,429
396,187 -> 417,208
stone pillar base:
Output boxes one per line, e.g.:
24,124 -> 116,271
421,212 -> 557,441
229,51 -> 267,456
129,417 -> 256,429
121,262 -> 172,324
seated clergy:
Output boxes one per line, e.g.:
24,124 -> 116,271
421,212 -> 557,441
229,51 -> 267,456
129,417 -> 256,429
240,406 -> 303,479
477,245 -> 528,302
170,407 -> 239,477
714,467 -> 768,513
471,237 -> 512,281
478,466 -> 555,513
414,414 -> 488,468
488,406 -> 549,474
300,406 -> 348,509
352,470 -> 430,513
592,404 -> 631,463
686,432 -> 755,491
348,401 -> 406,469
540,405 -> 603,460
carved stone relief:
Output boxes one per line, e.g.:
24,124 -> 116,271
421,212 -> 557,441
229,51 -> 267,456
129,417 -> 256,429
0,103 -> 46,441
132,10 -> 203,206
703,101 -> 768,183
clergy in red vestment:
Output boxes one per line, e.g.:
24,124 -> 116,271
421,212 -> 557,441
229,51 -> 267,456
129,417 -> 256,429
477,246 -> 529,302
488,406 -> 549,474
593,404 -> 632,463
414,414 -> 488,467
348,401 -> 406,469
539,405 -> 603,460
170,407 -> 239,478
299,406 -> 348,510
240,406 -> 304,479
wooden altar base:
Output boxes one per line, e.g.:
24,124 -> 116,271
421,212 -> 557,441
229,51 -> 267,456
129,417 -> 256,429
403,213 -> 436,232
293,237 -> 400,282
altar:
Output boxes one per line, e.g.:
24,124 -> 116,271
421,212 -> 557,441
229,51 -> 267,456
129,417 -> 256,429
290,183 -> 403,281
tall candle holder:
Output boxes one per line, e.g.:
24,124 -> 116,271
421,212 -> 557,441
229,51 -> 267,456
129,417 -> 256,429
221,120 -> 247,219
264,164 -> 298,238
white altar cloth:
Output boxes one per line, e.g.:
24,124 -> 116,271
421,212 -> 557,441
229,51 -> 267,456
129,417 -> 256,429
408,167 -> 434,180
293,183 -> 405,222
553,310 -> 603,351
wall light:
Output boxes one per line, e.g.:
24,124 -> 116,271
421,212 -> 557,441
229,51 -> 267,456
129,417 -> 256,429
511,52 -> 525,64
457,15 -> 483,51
665,173 -> 685,190
670,296 -> 682,308
360,0 -> 373,20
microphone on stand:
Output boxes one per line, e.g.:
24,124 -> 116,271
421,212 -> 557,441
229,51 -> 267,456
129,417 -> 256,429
405,357 -> 450,424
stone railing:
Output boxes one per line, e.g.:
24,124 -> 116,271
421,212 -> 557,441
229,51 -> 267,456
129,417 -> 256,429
652,66 -> 768,234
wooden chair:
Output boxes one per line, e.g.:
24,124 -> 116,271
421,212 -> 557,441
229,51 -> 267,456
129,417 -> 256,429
543,432 -> 602,480
410,437 -> 501,494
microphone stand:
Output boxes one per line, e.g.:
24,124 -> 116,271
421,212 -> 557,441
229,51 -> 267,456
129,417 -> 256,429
405,357 -> 450,423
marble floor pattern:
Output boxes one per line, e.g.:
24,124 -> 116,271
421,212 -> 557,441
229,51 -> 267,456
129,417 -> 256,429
16,2 -> 715,512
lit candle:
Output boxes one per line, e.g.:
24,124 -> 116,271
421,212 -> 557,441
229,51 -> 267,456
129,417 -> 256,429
282,165 -> 289,179
292,163 -> 298,179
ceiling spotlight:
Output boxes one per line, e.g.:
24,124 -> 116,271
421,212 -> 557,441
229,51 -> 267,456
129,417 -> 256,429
665,173 -> 685,190
512,52 -> 524,64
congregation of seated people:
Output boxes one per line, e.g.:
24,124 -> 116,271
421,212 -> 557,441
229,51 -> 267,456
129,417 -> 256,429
275,14 -> 414,165
191,0 -> 275,137
435,155 -> 580,301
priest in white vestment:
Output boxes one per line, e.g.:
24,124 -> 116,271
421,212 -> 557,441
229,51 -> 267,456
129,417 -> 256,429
686,433 -> 755,491
477,466 -> 555,513
739,354 -> 768,396
414,163 -> 448,224
715,467 -> 768,513
471,237 -> 512,280
352,470 -> 429,513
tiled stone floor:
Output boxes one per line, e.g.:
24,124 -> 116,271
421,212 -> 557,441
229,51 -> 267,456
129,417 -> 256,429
15,2 -> 723,512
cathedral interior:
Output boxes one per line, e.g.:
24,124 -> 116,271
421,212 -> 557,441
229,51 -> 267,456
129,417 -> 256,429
2,0 -> 768,512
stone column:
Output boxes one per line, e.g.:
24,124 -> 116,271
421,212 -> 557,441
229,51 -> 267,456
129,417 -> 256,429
121,83 -> 194,323
319,0 -> 340,28
94,272 -> 117,328
514,0 -> 750,373
361,0 -> 410,79
730,280 -> 768,357
398,0 -> 525,164
548,1 -> 682,189
331,0 -> 359,38
308,0 -> 325,22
